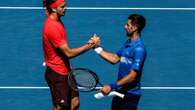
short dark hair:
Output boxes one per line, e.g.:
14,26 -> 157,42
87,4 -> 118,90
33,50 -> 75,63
43,0 -> 56,14
128,14 -> 146,33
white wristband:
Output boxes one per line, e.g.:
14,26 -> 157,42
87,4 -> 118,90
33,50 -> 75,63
94,47 -> 103,54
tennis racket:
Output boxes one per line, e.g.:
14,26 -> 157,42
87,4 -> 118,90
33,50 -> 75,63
68,68 -> 124,99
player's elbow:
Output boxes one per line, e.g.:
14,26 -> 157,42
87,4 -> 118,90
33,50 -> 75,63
64,52 -> 76,58
65,53 -> 72,58
128,70 -> 137,81
61,47 -> 76,58
110,55 -> 120,64
61,49 -> 75,58
110,59 -> 118,64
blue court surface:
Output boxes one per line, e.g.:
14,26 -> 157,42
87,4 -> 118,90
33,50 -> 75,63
0,0 -> 195,110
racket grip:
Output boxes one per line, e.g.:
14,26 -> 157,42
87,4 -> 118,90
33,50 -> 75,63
94,91 -> 124,99
110,91 -> 125,98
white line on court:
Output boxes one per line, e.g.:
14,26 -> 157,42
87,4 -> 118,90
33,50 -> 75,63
0,87 -> 49,89
0,7 -> 195,10
142,87 -> 195,90
0,7 -> 194,90
0,86 -> 195,90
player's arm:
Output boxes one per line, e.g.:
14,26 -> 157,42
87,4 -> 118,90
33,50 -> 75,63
48,26 -> 100,58
95,48 -> 120,64
59,42 -> 94,58
101,47 -> 146,94
101,70 -> 137,95
59,36 -> 100,58
59,35 -> 100,58
116,69 -> 137,86
112,47 -> 146,89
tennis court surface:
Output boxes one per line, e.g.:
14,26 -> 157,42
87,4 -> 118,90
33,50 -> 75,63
0,0 -> 195,110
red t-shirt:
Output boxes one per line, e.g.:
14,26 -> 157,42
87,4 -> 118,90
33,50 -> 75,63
42,17 -> 71,75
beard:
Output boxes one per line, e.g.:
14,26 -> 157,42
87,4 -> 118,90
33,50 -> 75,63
126,31 -> 133,37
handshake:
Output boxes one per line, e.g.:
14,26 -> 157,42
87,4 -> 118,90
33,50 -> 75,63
87,34 -> 101,47
87,34 -> 103,54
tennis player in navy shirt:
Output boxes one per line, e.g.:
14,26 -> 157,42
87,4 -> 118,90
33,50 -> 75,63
94,14 -> 147,110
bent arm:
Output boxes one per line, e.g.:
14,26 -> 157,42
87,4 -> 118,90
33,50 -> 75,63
116,70 -> 137,86
101,70 -> 137,95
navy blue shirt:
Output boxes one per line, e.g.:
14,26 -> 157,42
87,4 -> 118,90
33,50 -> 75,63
116,37 -> 146,95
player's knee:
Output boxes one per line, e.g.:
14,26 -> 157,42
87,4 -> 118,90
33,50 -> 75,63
71,97 -> 80,110
54,104 -> 63,110
55,103 -> 71,110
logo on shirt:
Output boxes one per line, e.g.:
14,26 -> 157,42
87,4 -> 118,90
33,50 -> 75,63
120,57 -> 132,64
135,59 -> 141,67
60,99 -> 65,103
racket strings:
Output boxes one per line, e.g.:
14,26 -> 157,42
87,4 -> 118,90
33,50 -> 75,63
68,69 -> 98,91
75,73 -> 96,87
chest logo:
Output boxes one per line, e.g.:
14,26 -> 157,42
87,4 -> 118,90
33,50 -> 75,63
120,57 -> 132,64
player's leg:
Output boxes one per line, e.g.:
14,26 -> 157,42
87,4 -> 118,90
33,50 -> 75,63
70,85 -> 80,110
45,67 -> 70,110
120,93 -> 141,110
53,104 -> 63,110
111,96 -> 122,110
71,96 -> 79,110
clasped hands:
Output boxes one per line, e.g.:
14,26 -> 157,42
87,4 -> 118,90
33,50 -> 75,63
87,34 -> 101,48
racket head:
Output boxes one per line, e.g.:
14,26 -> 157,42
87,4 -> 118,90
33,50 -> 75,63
68,68 -> 99,92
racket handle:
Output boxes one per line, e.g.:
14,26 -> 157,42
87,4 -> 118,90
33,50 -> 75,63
94,91 -> 124,99
110,91 -> 125,98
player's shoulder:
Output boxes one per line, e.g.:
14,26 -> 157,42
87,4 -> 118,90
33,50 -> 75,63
134,44 -> 146,53
44,19 -> 60,30
45,18 -> 61,26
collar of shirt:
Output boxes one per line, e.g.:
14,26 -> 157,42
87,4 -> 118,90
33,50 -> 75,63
125,37 -> 142,47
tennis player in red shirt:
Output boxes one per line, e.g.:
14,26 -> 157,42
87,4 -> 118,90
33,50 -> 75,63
42,0 -> 100,110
